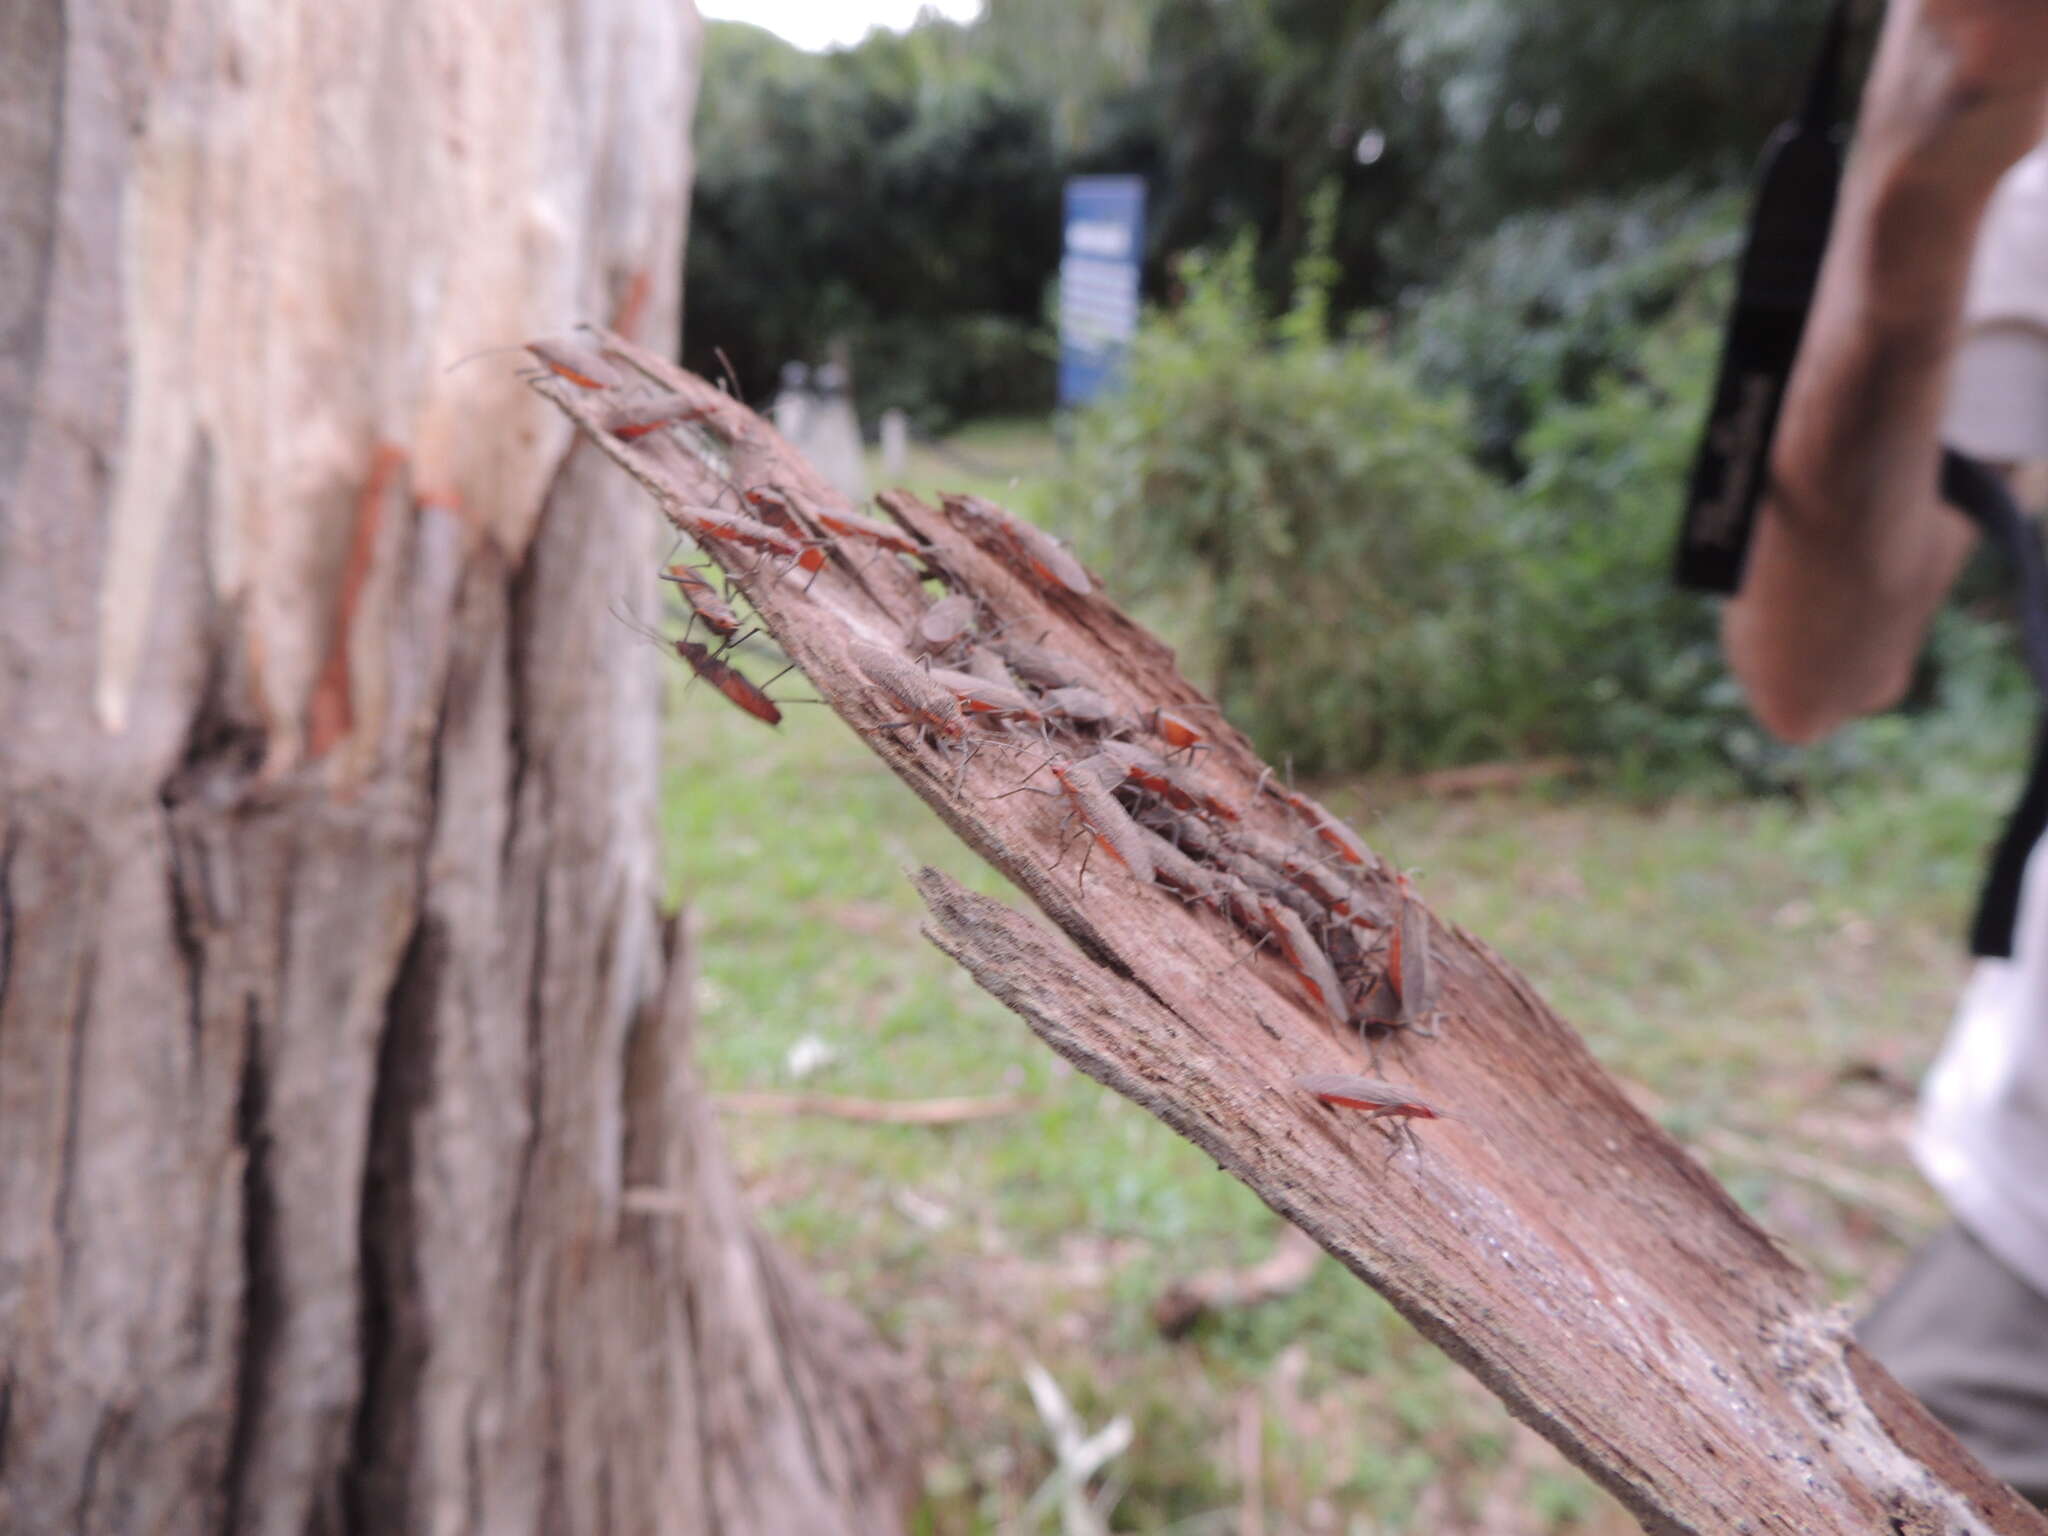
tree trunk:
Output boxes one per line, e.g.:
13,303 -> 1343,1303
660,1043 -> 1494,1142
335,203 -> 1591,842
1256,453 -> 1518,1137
0,3 -> 915,1531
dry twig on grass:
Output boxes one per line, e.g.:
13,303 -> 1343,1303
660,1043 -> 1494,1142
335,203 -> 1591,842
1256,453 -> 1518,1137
1152,1225 -> 1323,1339
713,1091 -> 1035,1125
528,333 -> 2046,1536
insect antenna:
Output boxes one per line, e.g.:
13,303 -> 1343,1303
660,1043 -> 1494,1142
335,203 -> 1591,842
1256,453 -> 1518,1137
713,345 -> 744,398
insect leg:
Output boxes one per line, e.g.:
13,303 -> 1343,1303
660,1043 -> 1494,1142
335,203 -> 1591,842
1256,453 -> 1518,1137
947,735 -> 981,793
990,754 -> 1060,797
1211,928 -> 1276,982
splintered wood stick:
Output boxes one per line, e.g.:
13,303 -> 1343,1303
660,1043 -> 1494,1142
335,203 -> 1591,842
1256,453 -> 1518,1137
530,339 -> 2047,1536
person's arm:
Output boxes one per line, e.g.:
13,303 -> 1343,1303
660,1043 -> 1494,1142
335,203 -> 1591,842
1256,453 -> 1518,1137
1722,0 -> 2048,745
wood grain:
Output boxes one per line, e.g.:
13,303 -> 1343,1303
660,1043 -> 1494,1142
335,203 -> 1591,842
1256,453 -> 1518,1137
539,343 -> 2048,1536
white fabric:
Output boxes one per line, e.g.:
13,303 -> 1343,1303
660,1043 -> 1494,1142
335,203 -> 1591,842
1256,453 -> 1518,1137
1916,834 -> 2048,1300
1944,143 -> 2048,461
1916,144 -> 2048,1298
1963,144 -> 2048,335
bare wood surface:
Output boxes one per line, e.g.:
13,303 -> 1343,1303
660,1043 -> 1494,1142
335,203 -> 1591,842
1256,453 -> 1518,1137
0,6 -> 916,1532
535,345 -> 2047,1535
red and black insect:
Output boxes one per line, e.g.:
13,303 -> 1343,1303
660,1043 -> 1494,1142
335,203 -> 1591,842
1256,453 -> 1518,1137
924,666 -> 1044,726
915,594 -> 979,657
526,336 -> 624,391
1353,874 -> 1440,1039
750,485 -> 928,561
673,638 -> 782,727
1004,752 -> 1155,887
1261,899 -> 1348,1029
945,493 -> 1093,597
848,639 -> 967,746
997,638 -> 1099,693
1267,783 -> 1374,869
1146,706 -> 1205,759
1045,754 -> 1153,885
1094,741 -> 1238,825
813,503 -> 925,557
741,486 -> 812,534
1045,686 -> 1119,729
660,563 -> 742,639
1294,1072 -> 1457,1157
604,391 -> 716,440
684,504 -> 826,574
1133,822 -> 1216,906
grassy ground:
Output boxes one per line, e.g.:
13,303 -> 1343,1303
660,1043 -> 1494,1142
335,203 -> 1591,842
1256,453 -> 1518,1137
660,421 -> 2014,1532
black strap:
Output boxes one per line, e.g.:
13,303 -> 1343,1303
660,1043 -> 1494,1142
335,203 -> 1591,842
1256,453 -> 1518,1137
1673,0 -> 1853,593
1942,450 -> 2048,957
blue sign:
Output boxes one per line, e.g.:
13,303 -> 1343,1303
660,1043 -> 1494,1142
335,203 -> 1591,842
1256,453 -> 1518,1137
1058,176 -> 1146,407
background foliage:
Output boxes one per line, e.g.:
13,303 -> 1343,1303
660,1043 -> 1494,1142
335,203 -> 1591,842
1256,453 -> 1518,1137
689,0 -> 1836,425
1067,210 -> 1513,774
681,7 -> 2036,1527
690,0 -> 2023,782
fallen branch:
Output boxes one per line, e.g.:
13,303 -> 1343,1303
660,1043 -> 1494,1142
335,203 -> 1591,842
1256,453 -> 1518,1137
1152,1225 -> 1323,1339
714,1091 -> 1035,1125
530,336 -> 2046,1536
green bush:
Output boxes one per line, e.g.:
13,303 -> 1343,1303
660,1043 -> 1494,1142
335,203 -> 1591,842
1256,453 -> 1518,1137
1435,204 -> 2030,792
1065,185 -> 2033,787
1493,294 -> 1770,785
1066,213 -> 1516,774
1402,182 -> 1743,475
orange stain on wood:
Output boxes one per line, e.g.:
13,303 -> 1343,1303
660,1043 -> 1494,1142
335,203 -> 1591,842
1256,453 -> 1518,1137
309,442 -> 405,759
611,267 -> 652,341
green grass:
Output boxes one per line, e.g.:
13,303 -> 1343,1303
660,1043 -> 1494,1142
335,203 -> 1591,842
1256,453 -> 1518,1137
662,422 -> 2017,1530
865,415 -> 1067,508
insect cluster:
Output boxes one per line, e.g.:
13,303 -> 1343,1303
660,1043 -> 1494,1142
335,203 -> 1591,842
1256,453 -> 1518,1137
529,330 -> 1452,1146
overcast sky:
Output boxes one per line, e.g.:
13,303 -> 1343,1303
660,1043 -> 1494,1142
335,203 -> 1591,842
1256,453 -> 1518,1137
700,0 -> 984,53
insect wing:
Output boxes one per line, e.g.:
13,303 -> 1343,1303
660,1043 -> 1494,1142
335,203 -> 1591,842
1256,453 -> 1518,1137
917,594 -> 977,651
1294,1073 -> 1444,1120
1396,893 -> 1439,1020
1262,901 -> 1346,1027
674,640 -> 782,727
850,640 -> 966,738
1055,760 -> 1153,881
818,506 -> 922,555
1151,707 -> 1203,752
605,391 -> 713,440
527,336 -> 622,390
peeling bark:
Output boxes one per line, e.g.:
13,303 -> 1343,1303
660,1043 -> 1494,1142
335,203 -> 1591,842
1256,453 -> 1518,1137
0,3 -> 917,1532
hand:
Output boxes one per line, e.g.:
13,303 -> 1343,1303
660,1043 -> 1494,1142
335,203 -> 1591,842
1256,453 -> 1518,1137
1917,0 -> 2048,98
1864,0 -> 2048,195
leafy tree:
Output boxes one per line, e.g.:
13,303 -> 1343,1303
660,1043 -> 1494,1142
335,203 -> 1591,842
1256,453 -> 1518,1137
1401,182 -> 1744,475
1386,0 -> 1843,237
687,22 -> 1062,424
